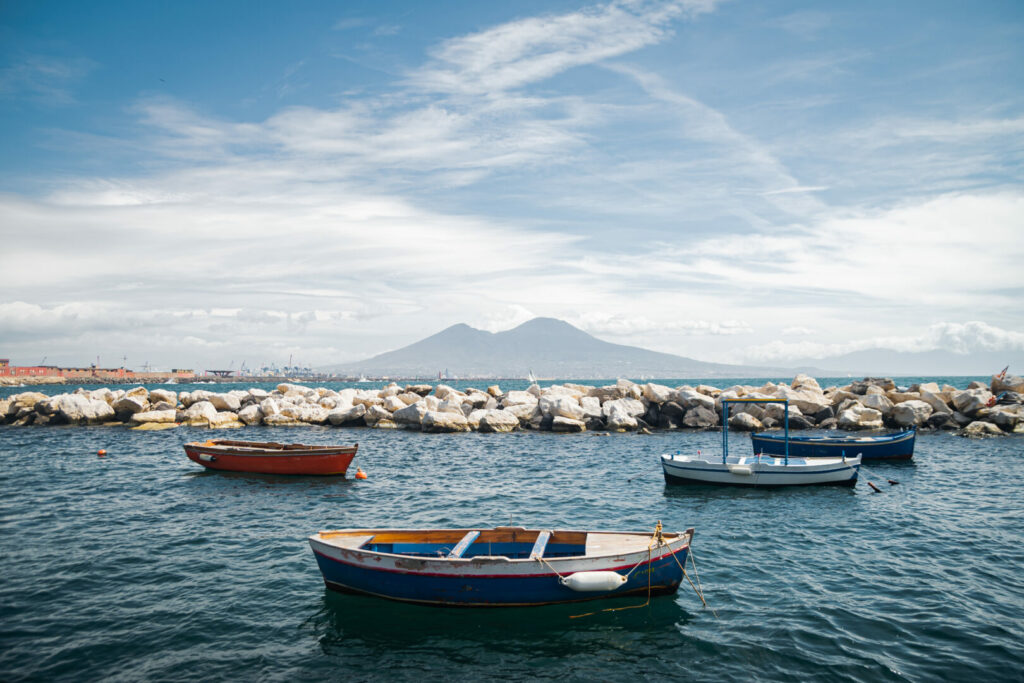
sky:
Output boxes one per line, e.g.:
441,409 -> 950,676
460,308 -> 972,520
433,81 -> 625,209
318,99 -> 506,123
1,0 -> 1022,373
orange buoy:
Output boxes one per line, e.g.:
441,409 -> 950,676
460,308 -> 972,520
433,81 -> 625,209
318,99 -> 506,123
97,449 -> 107,456
354,468 -> 367,480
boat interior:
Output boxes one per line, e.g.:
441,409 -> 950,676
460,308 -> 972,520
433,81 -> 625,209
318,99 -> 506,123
669,454 -> 812,466
317,527 -> 684,560
191,440 -> 357,452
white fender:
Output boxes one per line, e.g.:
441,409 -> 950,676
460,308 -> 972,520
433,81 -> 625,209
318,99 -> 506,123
561,571 -> 627,592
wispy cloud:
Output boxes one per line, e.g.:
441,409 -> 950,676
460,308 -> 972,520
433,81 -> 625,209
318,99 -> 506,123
0,54 -> 94,105
407,0 -> 716,95
1,0 -> 1021,371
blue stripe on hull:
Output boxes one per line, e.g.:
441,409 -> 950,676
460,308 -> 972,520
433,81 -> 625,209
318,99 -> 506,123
313,550 -> 687,606
662,470 -> 858,488
750,432 -> 914,460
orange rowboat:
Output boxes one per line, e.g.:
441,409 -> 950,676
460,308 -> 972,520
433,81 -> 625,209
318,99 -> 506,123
183,440 -> 358,476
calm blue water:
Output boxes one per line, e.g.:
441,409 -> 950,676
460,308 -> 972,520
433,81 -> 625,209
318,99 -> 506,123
2,424 -> 1023,682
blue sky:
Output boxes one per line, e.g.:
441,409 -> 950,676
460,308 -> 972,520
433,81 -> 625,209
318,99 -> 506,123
1,0 -> 1022,373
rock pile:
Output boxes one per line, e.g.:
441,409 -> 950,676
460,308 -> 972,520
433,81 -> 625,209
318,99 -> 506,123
2,374 -> 1022,437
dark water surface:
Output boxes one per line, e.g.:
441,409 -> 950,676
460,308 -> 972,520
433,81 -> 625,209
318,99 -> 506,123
2,426 -> 1022,682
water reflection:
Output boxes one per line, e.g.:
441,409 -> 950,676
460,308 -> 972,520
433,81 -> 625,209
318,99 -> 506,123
309,589 -> 694,656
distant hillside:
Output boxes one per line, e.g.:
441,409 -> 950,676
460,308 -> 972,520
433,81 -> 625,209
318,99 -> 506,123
790,348 -> 1021,377
323,317 -> 800,378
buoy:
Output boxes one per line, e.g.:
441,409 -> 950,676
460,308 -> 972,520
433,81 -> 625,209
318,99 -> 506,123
354,468 -> 367,480
561,571 -> 627,592
97,449 -> 107,456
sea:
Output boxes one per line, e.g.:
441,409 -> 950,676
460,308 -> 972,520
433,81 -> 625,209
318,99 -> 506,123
1,376 -> 1022,682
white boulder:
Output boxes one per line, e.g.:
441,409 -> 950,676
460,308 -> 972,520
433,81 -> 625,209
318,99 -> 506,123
55,395 -> 116,424
552,416 -> 586,432
837,404 -> 883,430
149,388 -> 178,405
891,400 -> 933,427
382,395 -> 406,413
479,409 -> 521,433
859,393 -> 894,416
207,395 -> 241,411
184,401 -> 218,425
393,402 -> 429,428
328,404 -> 366,426
960,421 -> 1004,438
952,389 -> 993,416
129,409 -> 178,424
728,412 -> 763,431
237,404 -> 263,425
539,395 -> 585,421
602,398 -> 646,419
113,395 -> 149,415
422,410 -> 470,433
503,391 -> 538,407
919,390 -> 951,414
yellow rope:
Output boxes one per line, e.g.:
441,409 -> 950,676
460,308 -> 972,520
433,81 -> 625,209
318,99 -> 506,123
568,521 -> 666,619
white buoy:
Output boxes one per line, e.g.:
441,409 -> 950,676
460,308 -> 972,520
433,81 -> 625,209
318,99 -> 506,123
561,571 -> 627,592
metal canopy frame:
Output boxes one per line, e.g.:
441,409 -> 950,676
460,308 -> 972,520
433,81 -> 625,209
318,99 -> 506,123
721,398 -> 790,464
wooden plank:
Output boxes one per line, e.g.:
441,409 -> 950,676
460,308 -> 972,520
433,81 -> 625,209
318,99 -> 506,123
529,530 -> 551,560
448,530 -> 481,558
324,534 -> 375,549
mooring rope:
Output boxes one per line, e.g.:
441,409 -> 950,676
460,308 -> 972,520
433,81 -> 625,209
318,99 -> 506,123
566,521 -> 678,619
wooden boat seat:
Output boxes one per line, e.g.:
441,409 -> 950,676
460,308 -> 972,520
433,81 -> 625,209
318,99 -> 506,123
448,530 -> 480,558
529,530 -> 551,560
585,533 -> 647,556
326,534 -> 375,550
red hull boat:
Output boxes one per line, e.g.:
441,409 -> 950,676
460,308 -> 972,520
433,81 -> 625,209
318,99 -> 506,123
184,440 -> 358,476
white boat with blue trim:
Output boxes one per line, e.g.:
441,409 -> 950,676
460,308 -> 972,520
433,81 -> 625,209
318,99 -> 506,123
661,398 -> 861,487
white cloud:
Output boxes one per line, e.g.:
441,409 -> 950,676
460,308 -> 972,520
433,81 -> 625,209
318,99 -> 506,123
2,2 -> 1021,372
572,313 -> 752,337
408,1 -> 716,95
473,305 -> 538,333
742,321 -> 1024,363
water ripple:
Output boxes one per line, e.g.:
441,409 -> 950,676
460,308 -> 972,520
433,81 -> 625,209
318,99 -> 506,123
1,426 -> 1022,681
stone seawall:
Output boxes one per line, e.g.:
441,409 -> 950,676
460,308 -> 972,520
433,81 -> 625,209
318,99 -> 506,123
4,373 -> 1023,437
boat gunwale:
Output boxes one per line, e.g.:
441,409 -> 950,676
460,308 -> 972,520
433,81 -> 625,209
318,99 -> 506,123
749,430 -> 914,445
661,453 -> 861,468
310,527 -> 693,567
184,441 -> 357,458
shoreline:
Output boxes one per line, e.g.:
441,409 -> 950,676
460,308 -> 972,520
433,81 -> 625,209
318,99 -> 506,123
3,374 -> 1021,437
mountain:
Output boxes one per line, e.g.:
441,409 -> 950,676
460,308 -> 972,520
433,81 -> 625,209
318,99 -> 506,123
324,317 -> 800,379
789,348 -> 1021,377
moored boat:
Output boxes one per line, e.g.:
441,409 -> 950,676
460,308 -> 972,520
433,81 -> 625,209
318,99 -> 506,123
661,451 -> 861,487
309,524 -> 694,606
750,429 -> 915,460
183,439 -> 358,475
661,398 -> 861,487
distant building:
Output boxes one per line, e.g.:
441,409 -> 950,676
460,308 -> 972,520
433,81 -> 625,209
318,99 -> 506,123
0,358 -> 196,381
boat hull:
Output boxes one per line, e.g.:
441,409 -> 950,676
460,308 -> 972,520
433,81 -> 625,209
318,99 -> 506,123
184,441 -> 357,476
750,429 -> 915,460
309,528 -> 692,607
661,454 -> 860,487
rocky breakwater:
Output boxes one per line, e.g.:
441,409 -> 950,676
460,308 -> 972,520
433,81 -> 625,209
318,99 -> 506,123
2,373 -> 1023,437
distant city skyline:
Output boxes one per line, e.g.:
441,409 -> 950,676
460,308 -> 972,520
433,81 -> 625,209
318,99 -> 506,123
1,1 -> 1022,373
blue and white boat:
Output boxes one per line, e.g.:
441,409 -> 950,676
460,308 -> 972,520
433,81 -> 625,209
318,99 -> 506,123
309,524 -> 694,607
750,429 -> 915,461
661,398 -> 861,487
